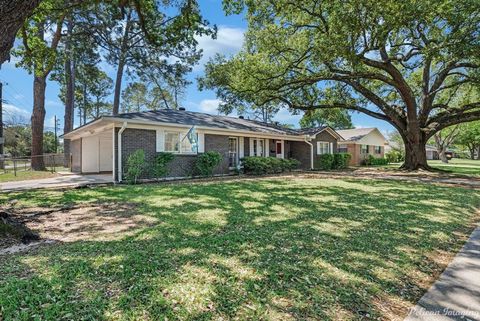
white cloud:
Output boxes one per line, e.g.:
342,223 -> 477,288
194,26 -> 245,71
2,104 -> 30,124
199,99 -> 221,113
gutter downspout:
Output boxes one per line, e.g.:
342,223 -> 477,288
117,122 -> 127,182
304,135 -> 314,170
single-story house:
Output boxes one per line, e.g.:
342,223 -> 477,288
425,145 -> 455,160
62,109 -> 343,182
336,128 -> 387,166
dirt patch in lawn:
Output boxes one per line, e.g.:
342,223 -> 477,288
0,202 -> 157,254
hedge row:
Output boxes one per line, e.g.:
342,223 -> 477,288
315,153 -> 351,170
363,154 -> 389,166
242,157 -> 300,175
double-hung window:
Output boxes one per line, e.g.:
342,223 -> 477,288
317,142 -> 331,155
374,146 -> 382,154
252,139 -> 265,157
164,131 -> 195,153
361,144 -> 369,154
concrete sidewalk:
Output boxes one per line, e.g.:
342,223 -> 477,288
0,174 -> 113,192
405,226 -> 480,321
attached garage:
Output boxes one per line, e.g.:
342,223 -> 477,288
83,131 -> 113,173
71,130 -> 113,174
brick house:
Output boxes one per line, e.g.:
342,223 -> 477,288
336,128 -> 387,166
62,109 -> 343,182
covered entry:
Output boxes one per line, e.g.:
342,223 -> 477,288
81,131 -> 113,173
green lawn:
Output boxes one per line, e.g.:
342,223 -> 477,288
429,158 -> 480,177
0,167 -> 70,183
1,177 -> 479,320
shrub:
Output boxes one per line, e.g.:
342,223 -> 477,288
333,153 -> 351,169
125,149 -> 146,184
385,150 -> 404,163
196,151 -> 222,177
315,154 -> 334,170
242,157 -> 300,175
152,152 -> 175,179
364,154 -> 389,166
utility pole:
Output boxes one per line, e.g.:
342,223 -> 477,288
54,115 -> 58,153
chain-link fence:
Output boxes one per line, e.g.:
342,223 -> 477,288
0,154 -> 67,176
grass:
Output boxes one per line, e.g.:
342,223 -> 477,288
428,158 -> 480,177
0,177 -> 479,320
0,167 -> 70,183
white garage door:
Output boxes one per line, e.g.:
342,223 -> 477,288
99,134 -> 113,172
82,136 -> 99,173
81,132 -> 113,173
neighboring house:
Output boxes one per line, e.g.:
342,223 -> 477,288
62,109 -> 343,182
426,145 -> 455,160
336,128 -> 387,166
425,145 -> 439,160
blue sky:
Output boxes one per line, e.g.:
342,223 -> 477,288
0,0 -> 394,135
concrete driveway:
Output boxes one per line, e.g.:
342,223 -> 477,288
0,174 -> 113,192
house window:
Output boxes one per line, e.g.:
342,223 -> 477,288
374,146 -> 382,154
338,145 -> 348,153
317,142 -> 331,155
165,132 -> 180,152
361,145 -> 369,154
228,137 -> 238,168
252,139 -> 265,157
164,131 -> 196,153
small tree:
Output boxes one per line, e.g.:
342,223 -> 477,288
196,151 -> 222,177
125,149 -> 146,184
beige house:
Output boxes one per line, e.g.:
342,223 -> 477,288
336,128 -> 387,166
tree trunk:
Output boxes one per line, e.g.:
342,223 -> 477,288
83,83 -> 87,124
477,146 -> 480,160
63,19 -> 74,168
469,147 -> 475,160
112,58 -> 125,115
400,132 -> 429,170
439,149 -> 448,163
31,75 -> 47,170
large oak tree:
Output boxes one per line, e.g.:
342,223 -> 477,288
209,0 -> 480,169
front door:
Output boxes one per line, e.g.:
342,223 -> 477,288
276,141 -> 283,158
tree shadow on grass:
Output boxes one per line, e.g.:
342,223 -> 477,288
1,177 -> 479,320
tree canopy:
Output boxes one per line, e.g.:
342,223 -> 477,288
208,0 -> 480,169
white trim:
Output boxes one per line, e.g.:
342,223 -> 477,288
117,122 -> 127,182
239,137 -> 244,158
276,140 -> 284,159
228,136 -> 239,168
198,133 -> 205,153
112,126 -> 116,182
304,136 -> 314,169
156,129 -> 165,152
316,141 -> 332,155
